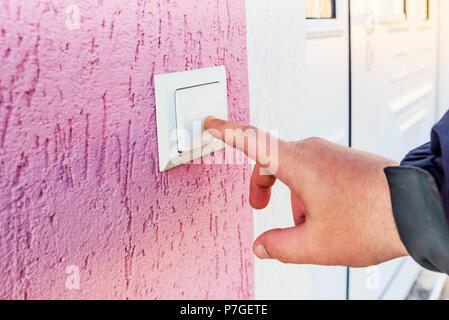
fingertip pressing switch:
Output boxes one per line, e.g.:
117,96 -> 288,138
175,82 -> 226,153
155,66 -> 228,172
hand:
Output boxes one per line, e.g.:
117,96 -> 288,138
205,117 -> 408,267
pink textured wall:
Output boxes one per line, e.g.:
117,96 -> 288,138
0,0 -> 253,299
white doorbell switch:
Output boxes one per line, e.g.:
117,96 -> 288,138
175,82 -> 227,153
155,66 -> 228,172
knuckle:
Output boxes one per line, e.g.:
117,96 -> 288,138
273,240 -> 290,264
277,254 -> 290,264
300,137 -> 326,150
295,137 -> 326,160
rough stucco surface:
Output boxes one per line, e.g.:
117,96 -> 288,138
0,0 -> 253,299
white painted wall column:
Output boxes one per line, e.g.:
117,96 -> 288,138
246,0 -> 309,300
246,0 -> 348,299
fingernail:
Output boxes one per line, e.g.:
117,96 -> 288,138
204,116 -> 216,129
254,244 -> 270,260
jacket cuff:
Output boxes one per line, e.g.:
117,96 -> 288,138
384,166 -> 449,274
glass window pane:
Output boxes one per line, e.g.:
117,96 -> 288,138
382,0 -> 406,18
417,0 -> 430,20
402,0 -> 408,19
398,0 -> 406,17
306,0 -> 336,19
377,0 -> 407,22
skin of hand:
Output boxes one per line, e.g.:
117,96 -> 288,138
204,116 -> 409,268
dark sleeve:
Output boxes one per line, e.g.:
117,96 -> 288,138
384,111 -> 449,274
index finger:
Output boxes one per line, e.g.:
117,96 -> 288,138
204,116 -> 292,182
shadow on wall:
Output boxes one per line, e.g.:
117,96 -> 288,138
0,0 -> 253,299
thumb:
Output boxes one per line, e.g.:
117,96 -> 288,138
253,226 -> 309,264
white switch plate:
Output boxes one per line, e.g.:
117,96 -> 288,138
154,66 -> 228,172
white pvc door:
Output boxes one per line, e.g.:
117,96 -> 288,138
350,0 -> 438,299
